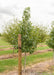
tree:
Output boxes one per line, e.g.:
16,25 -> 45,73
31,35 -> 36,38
3,19 -> 20,48
19,7 -> 36,72
47,24 -> 54,50
3,7 -> 36,72
32,25 -> 47,47
3,7 -> 47,72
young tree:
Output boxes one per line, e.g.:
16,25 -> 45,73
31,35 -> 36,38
3,7 -> 47,72
20,7 -> 36,71
47,25 -> 54,50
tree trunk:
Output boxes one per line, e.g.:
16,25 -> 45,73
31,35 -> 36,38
18,34 -> 22,75
24,52 -> 26,73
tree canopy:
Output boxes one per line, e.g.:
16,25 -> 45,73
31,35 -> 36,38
3,7 -> 47,53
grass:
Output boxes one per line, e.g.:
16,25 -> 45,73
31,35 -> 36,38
0,37 -> 10,46
37,46 -> 50,50
0,49 -> 18,56
0,52 -> 53,72
38,73 -> 54,75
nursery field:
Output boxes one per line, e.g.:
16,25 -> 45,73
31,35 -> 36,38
0,37 -> 54,75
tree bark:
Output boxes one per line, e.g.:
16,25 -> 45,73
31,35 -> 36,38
18,34 -> 22,75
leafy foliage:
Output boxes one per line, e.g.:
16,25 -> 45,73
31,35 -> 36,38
3,19 -> 20,48
20,7 -> 36,53
3,7 -> 47,53
47,22 -> 54,49
32,26 -> 47,45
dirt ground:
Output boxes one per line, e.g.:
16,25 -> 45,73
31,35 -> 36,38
0,59 -> 54,75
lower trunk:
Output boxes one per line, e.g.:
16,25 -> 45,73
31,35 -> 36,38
24,52 -> 26,73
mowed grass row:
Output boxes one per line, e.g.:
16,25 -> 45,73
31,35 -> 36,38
0,50 -> 18,56
0,52 -> 53,72
37,46 -> 50,50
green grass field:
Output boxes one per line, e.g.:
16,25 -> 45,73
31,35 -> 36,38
0,52 -> 53,72
0,37 -> 10,46
37,46 -> 50,50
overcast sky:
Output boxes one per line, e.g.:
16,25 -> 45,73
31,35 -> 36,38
0,0 -> 54,33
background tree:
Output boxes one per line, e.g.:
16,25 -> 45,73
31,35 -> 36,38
47,22 -> 54,61
3,19 -> 20,48
47,24 -> 54,50
32,25 -> 47,48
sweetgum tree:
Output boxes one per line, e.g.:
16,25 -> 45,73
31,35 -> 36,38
20,7 -> 35,53
20,7 -> 36,71
3,7 -> 47,71
3,7 -> 36,71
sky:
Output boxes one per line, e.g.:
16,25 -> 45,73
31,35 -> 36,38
0,0 -> 54,33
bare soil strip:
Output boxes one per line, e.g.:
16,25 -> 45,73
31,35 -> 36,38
0,49 -> 53,60
37,45 -> 47,47
0,48 -> 13,51
0,45 -> 12,47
